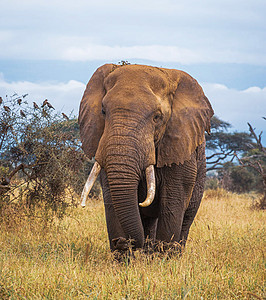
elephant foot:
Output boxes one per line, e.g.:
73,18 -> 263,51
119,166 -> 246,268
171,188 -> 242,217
143,239 -> 183,258
112,237 -> 129,251
111,237 -> 183,261
143,238 -> 156,255
112,237 -> 136,263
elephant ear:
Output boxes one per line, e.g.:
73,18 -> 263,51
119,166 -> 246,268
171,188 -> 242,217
157,70 -> 214,167
78,64 -> 115,158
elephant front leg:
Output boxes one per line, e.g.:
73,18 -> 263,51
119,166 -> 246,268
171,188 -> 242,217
155,161 -> 197,251
156,206 -> 185,243
155,205 -> 185,255
155,196 -> 190,254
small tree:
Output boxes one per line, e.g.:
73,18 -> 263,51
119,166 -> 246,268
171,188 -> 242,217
234,121 -> 266,209
0,94 -> 93,221
225,164 -> 256,193
206,116 -> 254,171
205,116 -> 265,202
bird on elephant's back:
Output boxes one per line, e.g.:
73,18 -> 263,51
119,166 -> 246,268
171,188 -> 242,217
78,63 -> 214,256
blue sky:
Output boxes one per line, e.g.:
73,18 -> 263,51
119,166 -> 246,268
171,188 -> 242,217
0,0 -> 265,142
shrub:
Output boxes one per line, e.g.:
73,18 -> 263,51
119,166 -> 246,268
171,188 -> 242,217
205,176 -> 219,190
0,94 -> 95,222
229,166 -> 256,193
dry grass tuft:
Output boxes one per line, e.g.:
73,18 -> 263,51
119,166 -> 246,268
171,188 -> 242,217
0,190 -> 265,299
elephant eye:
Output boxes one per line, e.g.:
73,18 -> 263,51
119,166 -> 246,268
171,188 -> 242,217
153,112 -> 162,123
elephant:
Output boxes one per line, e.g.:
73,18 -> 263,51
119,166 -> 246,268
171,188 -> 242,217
78,63 -> 214,254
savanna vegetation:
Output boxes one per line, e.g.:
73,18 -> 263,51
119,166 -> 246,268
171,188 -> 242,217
205,116 -> 266,209
0,190 -> 264,299
0,94 -> 98,222
0,93 -> 265,299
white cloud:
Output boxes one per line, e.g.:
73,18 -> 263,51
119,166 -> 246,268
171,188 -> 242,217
1,30 -> 265,64
64,44 -> 266,65
0,78 -> 85,115
62,45 -> 201,64
0,1 -> 265,65
242,86 -> 266,93
203,83 -> 266,137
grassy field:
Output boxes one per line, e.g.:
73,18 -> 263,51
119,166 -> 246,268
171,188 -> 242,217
0,189 -> 265,299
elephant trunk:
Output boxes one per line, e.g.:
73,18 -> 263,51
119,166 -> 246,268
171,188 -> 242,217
105,157 -> 145,248
100,130 -> 155,248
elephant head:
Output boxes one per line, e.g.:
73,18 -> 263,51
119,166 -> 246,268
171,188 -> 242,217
79,64 -> 213,249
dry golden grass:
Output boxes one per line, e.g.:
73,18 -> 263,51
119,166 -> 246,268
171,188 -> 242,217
0,189 -> 265,299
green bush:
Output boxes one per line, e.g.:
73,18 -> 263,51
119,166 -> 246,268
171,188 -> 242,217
0,94 -> 96,222
229,166 -> 256,193
205,176 -> 219,190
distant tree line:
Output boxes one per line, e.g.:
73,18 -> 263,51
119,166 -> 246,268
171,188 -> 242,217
205,116 -> 265,209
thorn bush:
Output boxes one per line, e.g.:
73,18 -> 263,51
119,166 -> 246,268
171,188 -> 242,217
0,94 -> 95,221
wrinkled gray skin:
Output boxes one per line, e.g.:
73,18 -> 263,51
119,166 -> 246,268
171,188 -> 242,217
79,64 -> 214,253
101,144 -> 206,252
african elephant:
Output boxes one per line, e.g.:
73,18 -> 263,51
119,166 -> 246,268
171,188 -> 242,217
79,64 -> 214,253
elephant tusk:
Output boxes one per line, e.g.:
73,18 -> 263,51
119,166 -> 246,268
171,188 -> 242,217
80,161 -> 101,207
139,165 -> 156,207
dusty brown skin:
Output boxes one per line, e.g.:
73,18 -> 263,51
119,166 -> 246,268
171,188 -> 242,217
79,64 -> 214,252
